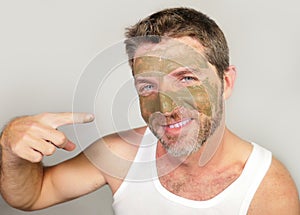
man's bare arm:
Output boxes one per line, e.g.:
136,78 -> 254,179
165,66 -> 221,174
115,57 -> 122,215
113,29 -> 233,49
31,152 -> 106,210
0,112 -> 105,211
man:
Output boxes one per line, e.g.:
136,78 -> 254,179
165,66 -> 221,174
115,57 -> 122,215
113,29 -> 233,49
0,7 -> 299,215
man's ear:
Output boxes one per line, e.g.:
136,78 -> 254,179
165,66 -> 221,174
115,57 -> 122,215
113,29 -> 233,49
223,65 -> 237,100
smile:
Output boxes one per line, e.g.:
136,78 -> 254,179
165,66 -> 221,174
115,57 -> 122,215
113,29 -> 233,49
166,119 -> 192,129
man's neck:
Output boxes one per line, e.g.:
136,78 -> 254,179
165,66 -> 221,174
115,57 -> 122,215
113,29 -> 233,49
156,128 -> 237,174
155,128 -> 254,201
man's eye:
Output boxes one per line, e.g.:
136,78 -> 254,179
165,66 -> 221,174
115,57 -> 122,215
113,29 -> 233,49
181,76 -> 197,83
143,85 -> 154,91
138,84 -> 156,95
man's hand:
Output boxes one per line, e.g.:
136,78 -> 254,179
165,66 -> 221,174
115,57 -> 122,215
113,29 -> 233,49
0,112 -> 94,163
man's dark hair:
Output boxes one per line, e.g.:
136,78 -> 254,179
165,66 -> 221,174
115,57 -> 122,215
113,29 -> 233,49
125,7 -> 229,80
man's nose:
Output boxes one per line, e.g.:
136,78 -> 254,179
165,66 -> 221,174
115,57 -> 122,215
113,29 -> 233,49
158,92 -> 178,114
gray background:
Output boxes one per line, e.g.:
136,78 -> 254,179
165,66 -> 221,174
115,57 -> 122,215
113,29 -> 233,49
0,0 -> 299,214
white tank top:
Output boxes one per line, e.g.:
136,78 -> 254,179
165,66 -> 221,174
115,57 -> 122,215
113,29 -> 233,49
112,128 -> 272,215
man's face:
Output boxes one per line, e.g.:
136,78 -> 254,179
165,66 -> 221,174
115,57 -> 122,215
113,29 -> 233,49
133,37 -> 224,157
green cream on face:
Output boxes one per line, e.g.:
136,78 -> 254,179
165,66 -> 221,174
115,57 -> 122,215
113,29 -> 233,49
187,85 -> 212,116
134,39 -> 209,76
138,84 -> 213,123
134,39 -> 221,124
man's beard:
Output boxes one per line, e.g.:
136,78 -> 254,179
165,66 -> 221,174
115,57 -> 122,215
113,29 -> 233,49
148,105 -> 223,158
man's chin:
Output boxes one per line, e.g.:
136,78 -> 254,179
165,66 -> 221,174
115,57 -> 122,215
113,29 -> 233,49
160,136 -> 195,155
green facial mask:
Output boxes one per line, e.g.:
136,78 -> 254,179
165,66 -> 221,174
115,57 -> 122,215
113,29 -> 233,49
138,84 -> 213,123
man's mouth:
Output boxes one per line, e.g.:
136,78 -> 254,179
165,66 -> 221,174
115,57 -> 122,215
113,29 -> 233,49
163,118 -> 193,130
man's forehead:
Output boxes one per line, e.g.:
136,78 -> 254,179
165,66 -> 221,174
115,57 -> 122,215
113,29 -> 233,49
134,36 -> 205,57
133,37 -> 209,76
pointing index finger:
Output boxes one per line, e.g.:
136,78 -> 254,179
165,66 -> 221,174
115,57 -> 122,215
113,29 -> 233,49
72,112 -> 95,124
39,112 -> 95,128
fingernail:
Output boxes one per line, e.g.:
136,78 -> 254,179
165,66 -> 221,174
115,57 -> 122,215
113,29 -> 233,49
85,114 -> 95,122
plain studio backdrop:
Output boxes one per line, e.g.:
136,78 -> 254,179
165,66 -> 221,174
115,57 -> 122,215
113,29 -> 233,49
0,0 -> 299,214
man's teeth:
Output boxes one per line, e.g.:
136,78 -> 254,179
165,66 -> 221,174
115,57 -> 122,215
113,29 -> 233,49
168,119 -> 191,129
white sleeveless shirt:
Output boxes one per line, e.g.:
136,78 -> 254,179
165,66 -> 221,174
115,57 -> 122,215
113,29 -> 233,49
112,128 -> 272,215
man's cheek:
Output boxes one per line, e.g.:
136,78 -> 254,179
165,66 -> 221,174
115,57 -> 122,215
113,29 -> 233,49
139,95 -> 160,123
187,86 -> 213,117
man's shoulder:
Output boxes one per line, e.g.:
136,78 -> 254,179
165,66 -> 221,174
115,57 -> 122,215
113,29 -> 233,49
248,156 -> 300,214
84,126 -> 147,169
100,126 -> 147,151
83,126 -> 147,189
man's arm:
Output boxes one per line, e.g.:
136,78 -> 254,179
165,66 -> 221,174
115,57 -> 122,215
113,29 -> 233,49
0,112 -> 105,211
31,152 -> 106,210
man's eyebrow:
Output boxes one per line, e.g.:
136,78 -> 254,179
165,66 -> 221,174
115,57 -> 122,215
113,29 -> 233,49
134,72 -> 164,79
169,67 -> 199,76
134,78 -> 148,84
134,76 -> 156,84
